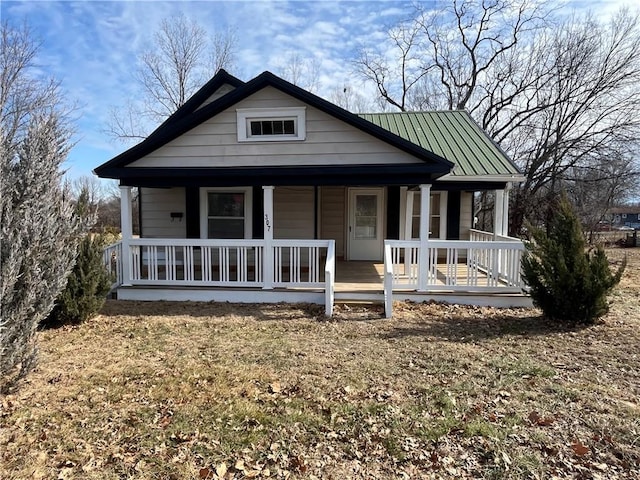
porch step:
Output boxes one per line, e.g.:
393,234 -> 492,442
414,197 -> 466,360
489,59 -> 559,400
334,290 -> 531,308
334,290 -> 384,303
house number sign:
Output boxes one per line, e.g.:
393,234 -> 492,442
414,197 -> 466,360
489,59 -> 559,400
264,214 -> 271,231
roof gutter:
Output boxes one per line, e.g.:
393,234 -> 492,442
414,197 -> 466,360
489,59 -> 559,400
438,173 -> 527,183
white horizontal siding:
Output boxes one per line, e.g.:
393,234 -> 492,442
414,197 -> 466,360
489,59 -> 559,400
128,86 -> 423,168
459,191 -> 473,240
320,186 -> 345,258
274,187 -> 315,239
141,187 -> 186,238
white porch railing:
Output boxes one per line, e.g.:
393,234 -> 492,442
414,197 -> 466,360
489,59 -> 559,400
384,234 -> 525,317
470,228 -> 522,243
469,229 -> 523,284
103,241 -> 123,290
103,238 -> 336,315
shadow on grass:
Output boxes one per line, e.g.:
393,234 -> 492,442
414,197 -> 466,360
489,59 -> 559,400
380,313 -> 585,343
97,299 -> 326,321
97,300 -> 592,342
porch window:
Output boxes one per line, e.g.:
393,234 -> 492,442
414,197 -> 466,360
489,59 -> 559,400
200,187 -> 253,239
208,192 -> 245,238
410,192 -> 445,239
237,107 -> 306,142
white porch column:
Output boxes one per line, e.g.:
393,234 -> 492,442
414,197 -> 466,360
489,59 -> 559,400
494,189 -> 504,239
119,186 -> 133,286
262,186 -> 274,289
502,183 -> 511,237
418,184 -> 431,291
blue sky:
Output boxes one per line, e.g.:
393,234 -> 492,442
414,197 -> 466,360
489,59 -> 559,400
1,0 -> 632,182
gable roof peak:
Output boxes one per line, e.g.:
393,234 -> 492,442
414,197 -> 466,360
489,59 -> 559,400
94,69 -> 456,178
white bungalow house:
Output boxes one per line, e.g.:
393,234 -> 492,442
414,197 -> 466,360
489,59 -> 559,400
96,70 -> 529,317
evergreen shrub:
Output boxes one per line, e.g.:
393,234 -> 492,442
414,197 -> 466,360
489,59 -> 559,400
45,234 -> 112,326
521,196 -> 625,325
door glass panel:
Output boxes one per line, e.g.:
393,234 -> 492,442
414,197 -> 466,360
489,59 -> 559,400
355,194 -> 377,239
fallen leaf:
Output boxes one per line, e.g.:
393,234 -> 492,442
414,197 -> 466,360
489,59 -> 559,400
216,462 -> 227,478
199,467 -> 211,479
571,440 -> 590,456
290,455 -> 307,473
528,411 -> 555,426
269,382 -> 282,394
158,415 -> 172,428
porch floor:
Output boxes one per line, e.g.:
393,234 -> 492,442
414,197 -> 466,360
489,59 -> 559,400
335,261 -> 383,292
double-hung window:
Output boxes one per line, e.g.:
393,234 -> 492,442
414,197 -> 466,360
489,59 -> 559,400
409,192 -> 447,239
201,188 -> 252,239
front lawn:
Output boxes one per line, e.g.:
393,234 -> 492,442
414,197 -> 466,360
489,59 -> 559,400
1,250 -> 638,479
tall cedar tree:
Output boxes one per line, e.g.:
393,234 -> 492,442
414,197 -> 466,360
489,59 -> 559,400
0,116 -> 88,393
1,22 -> 90,393
521,197 -> 625,325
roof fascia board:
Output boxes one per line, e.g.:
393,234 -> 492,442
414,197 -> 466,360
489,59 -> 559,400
106,163 -> 451,180
438,173 -> 526,183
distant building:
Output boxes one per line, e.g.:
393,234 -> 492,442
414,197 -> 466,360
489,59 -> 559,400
606,207 -> 640,230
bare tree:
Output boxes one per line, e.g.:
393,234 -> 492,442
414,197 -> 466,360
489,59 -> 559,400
210,26 -> 237,74
356,20 -> 426,112
328,84 -> 375,113
356,3 -> 640,234
0,22 -> 63,149
106,14 -> 236,143
356,0 -> 548,112
1,21 -> 90,392
565,154 -> 638,240
71,174 -> 107,206
278,53 -> 321,92
507,11 -> 640,233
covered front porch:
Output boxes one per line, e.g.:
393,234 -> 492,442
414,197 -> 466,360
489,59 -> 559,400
105,184 -> 529,317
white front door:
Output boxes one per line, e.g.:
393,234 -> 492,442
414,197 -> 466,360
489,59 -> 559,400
348,188 -> 383,261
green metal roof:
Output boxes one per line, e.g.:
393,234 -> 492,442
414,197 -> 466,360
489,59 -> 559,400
358,111 -> 523,179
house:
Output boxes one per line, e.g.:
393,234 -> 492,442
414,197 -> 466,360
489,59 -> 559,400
96,70 -> 530,317
606,207 -> 640,230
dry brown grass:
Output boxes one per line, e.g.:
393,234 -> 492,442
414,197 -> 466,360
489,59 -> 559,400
1,249 -> 639,479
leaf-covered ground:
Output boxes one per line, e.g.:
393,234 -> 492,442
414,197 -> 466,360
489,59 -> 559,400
1,249 -> 638,479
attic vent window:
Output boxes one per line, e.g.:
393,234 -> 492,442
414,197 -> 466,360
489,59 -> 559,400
237,107 -> 306,142
250,119 -> 295,136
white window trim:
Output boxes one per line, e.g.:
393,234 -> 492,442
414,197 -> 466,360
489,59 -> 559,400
236,107 -> 306,142
200,187 -> 253,239
401,190 -> 448,240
